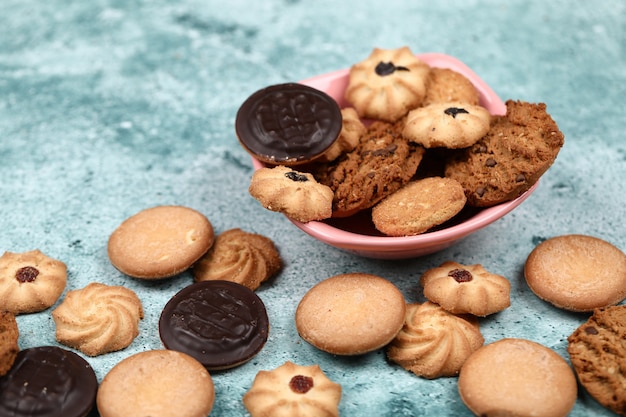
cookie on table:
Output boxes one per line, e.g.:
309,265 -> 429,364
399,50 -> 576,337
107,205 -> 214,279
52,282 -> 144,356
295,273 -> 406,355
458,338 -> 578,417
0,311 -> 19,376
387,302 -> 484,379
97,350 -> 215,417
402,102 -> 491,149
345,46 -> 430,122
445,100 -> 564,207
524,234 -> 626,311
422,67 -> 481,106
567,305 -> 626,416
315,119 -> 426,217
0,249 -> 67,314
193,228 -> 282,291
317,107 -> 367,162
372,177 -> 467,236
249,165 -> 334,223
243,361 -> 342,417
420,261 -> 511,316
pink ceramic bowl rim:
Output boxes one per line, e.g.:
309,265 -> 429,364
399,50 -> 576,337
250,52 -> 536,255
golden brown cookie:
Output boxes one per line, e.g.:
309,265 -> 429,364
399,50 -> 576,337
249,165 -> 334,223
458,338 -> 578,417
525,234 -> 626,312
387,302 -> 483,379
345,46 -> 430,122
0,311 -> 19,376
315,120 -> 426,217
445,100 -> 564,207
420,261 -> 511,316
107,205 -> 214,279
567,305 -> 626,416
0,249 -> 67,314
52,282 -> 144,356
97,350 -> 215,417
422,67 -> 481,106
317,107 -> 367,162
295,273 -> 406,355
371,177 -> 467,236
243,361 -> 342,417
193,228 -> 282,291
403,102 -> 491,149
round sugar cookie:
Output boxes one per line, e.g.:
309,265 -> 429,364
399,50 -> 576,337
295,273 -> 406,355
97,350 -> 215,417
108,205 -> 214,279
458,338 -> 577,417
524,234 -> 626,311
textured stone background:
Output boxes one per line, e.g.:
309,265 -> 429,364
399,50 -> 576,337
1,0 -> 624,415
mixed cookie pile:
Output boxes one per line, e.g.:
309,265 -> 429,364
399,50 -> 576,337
240,46 -> 565,236
1,47 -> 626,417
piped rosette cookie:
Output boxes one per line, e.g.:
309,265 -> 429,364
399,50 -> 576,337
52,282 -> 144,356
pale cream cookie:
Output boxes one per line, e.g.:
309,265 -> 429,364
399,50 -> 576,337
317,107 -> 367,162
249,165 -> 334,223
422,67 -> 480,106
243,361 -> 342,417
387,302 -> 484,379
420,261 -> 511,317
0,249 -> 67,314
345,46 -> 430,122
52,282 -> 144,356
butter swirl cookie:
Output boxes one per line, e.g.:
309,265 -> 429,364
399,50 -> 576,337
403,102 -> 491,149
249,165 -> 334,223
52,282 -> 144,356
193,228 -> 282,291
345,46 -> 430,122
0,249 -> 67,314
387,302 -> 484,379
420,261 -> 511,316
243,361 -> 342,417
317,107 -> 367,162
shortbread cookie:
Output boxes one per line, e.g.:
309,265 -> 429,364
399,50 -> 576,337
0,249 -> 67,314
0,311 -> 19,376
387,302 -> 484,379
243,361 -> 342,417
0,346 -> 98,417
318,107 -> 367,162
345,46 -> 430,122
249,165 -> 334,223
315,120 -> 426,217
108,205 -> 214,279
445,100 -> 564,207
422,67 -> 481,106
372,177 -> 467,236
420,261 -> 511,316
295,273 -> 406,355
567,305 -> 626,416
403,102 -> 491,149
193,228 -> 282,291
97,350 -> 215,417
458,338 -> 578,417
52,282 -> 144,356
525,234 -> 626,311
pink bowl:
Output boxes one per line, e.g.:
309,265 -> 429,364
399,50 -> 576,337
250,53 -> 538,259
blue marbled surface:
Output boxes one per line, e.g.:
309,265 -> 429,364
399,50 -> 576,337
1,1 -> 625,416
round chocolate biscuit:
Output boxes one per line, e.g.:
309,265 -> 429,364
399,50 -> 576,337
236,83 -> 342,166
0,346 -> 98,417
159,280 -> 269,370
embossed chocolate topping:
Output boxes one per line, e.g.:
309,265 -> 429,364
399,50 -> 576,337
159,280 -> 269,371
0,346 -> 98,417
236,83 -> 342,165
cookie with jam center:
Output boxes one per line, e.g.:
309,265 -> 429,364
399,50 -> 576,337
236,83 -> 342,166
159,280 -> 269,370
